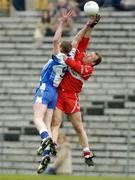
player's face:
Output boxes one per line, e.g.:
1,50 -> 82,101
83,52 -> 98,65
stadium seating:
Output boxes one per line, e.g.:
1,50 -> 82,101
0,7 -> 135,176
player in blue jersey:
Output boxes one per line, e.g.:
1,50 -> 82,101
33,10 -> 74,174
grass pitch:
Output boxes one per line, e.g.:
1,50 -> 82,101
0,174 -> 135,180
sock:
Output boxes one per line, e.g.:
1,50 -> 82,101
83,147 -> 90,152
83,147 -> 92,158
39,130 -> 49,140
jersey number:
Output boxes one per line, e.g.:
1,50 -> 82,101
53,65 -> 67,78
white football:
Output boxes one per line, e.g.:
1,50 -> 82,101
84,1 -> 99,16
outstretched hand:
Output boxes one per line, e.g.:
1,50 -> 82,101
91,14 -> 101,22
61,9 -> 72,24
87,14 -> 101,28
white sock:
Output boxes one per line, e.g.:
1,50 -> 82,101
83,147 -> 90,152
39,129 -> 48,134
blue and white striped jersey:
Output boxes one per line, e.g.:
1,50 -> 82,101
40,49 -> 76,88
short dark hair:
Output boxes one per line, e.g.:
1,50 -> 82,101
60,41 -> 72,55
94,52 -> 102,66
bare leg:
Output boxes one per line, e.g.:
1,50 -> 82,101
33,103 -> 48,132
69,111 -> 89,148
69,111 -> 95,166
51,108 -> 63,143
44,108 -> 54,137
34,103 -> 54,157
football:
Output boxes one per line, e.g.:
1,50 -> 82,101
84,1 -> 99,16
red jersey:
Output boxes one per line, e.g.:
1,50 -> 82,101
58,37 -> 94,93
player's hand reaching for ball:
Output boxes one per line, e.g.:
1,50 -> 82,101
87,14 -> 101,28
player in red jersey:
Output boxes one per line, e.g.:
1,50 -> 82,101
51,14 -> 102,166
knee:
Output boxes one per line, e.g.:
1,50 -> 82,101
73,124 -> 84,134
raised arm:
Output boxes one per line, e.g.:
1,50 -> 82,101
72,14 -> 101,49
72,21 -> 91,49
53,10 -> 72,55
